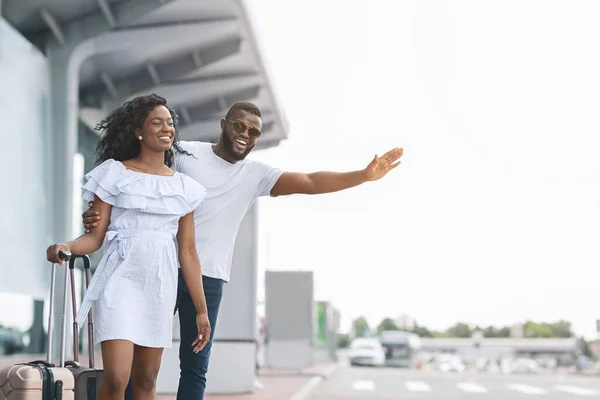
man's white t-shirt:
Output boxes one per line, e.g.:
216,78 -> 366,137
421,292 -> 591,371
173,141 -> 283,282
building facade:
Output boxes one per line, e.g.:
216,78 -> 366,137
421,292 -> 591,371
0,0 -> 287,394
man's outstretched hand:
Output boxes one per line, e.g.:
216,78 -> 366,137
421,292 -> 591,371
364,147 -> 403,181
83,202 -> 100,233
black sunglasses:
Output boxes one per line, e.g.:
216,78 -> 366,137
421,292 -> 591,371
227,119 -> 261,140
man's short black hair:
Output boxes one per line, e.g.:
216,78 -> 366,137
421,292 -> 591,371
225,101 -> 262,120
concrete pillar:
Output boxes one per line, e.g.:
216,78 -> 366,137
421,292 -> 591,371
28,300 -> 46,354
46,43 -> 80,363
205,202 -> 259,394
265,271 -> 315,370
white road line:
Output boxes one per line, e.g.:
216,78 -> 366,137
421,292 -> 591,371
554,385 -> 599,396
289,376 -> 324,400
405,381 -> 432,392
457,382 -> 488,393
352,380 -> 375,391
508,384 -> 547,395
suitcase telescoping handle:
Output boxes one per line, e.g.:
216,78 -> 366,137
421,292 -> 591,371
47,249 -> 71,367
68,254 -> 95,368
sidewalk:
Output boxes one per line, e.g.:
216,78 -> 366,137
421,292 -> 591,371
0,355 -> 337,400
158,376 -> 309,400
159,364 -> 338,400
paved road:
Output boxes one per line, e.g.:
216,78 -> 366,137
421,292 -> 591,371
309,365 -> 600,399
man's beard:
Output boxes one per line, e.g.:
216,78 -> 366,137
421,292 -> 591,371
222,130 -> 255,161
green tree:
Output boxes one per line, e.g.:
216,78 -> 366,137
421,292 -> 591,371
337,333 -> 350,349
550,320 -> 573,338
497,326 -> 510,337
579,337 -> 593,358
446,322 -> 472,338
483,326 -> 499,338
412,324 -> 433,338
524,321 -> 549,337
524,320 -> 572,338
482,325 -> 510,338
377,318 -> 399,333
352,316 -> 371,337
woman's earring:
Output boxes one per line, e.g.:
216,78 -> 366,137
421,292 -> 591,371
138,136 -> 142,140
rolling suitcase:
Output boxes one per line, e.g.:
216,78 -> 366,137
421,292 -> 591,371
0,251 -> 75,399
64,255 -> 103,400
65,254 -> 133,400
64,255 -> 134,400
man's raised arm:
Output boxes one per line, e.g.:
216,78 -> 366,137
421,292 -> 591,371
270,147 -> 403,197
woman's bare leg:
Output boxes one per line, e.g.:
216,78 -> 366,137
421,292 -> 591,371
97,340 -> 134,400
131,344 -> 164,400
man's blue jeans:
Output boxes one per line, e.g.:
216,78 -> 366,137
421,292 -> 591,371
175,271 -> 224,400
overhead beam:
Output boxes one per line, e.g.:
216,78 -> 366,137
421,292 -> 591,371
96,0 -> 117,28
40,8 -> 66,46
146,63 -> 161,85
79,107 -> 105,134
74,20 -> 241,132
100,72 -> 118,99
172,85 -> 261,123
179,107 -> 192,124
191,51 -> 203,68
94,35 -> 241,102
123,74 -> 262,107
195,36 -> 242,66
80,18 -> 238,57
178,119 -> 220,141
46,0 -> 169,48
217,97 -> 228,111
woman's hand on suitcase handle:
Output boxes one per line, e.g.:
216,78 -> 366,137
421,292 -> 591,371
46,244 -> 72,265
193,312 -> 211,353
82,201 -> 101,233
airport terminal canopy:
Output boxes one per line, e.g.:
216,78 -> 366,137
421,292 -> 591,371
2,0 -> 289,149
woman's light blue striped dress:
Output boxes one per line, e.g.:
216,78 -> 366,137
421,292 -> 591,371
74,159 -> 206,348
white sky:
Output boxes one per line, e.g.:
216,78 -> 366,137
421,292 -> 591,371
247,0 -> 600,338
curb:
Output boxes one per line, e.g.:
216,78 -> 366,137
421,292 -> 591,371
287,363 -> 340,400
319,363 -> 339,379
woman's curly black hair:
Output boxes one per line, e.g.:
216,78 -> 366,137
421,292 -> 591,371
95,93 -> 190,168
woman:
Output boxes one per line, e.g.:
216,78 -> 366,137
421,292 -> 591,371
46,93 -> 209,400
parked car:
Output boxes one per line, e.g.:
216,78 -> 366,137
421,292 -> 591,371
0,330 -> 24,356
511,357 -> 541,374
348,338 -> 386,367
434,353 -> 465,372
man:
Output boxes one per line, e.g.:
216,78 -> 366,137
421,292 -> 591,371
83,101 -> 403,399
